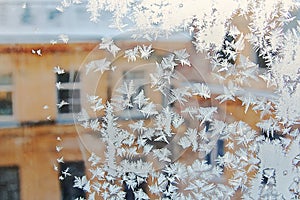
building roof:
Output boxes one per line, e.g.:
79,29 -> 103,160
0,0 -> 191,44
1,0 -> 298,44
0,0 -> 120,43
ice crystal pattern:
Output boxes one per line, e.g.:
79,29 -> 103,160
52,0 -> 300,199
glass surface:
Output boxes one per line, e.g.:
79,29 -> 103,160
59,161 -> 86,200
0,92 -> 12,115
58,89 -> 81,114
0,1 -> 299,200
0,74 -> 12,85
0,166 -> 20,200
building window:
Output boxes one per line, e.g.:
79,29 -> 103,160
48,10 -> 61,20
56,71 -> 81,115
0,74 -> 13,116
256,46 -> 278,69
256,51 -> 269,69
121,70 -> 146,119
60,161 -> 86,200
0,166 -> 20,200
205,139 -> 225,166
21,5 -> 32,24
217,33 -> 236,65
261,168 -> 275,185
123,172 -> 147,200
0,3 -> 7,26
204,122 -> 225,167
261,129 -> 282,141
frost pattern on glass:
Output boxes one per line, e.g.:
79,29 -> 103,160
51,0 -> 300,199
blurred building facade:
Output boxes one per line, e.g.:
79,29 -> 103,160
0,1 -> 280,200
0,42 -> 269,200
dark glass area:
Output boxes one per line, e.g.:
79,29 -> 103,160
257,53 -> 269,68
217,34 -> 236,65
0,92 -> 13,115
58,89 -> 80,114
57,71 -> 80,83
59,161 -> 86,200
0,166 -> 20,200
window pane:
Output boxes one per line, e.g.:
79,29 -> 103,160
257,53 -> 268,68
73,71 -> 80,82
0,74 -> 12,85
60,161 -> 86,200
57,72 -> 70,83
72,104 -> 81,113
57,71 -> 80,83
57,89 -> 81,114
0,92 -> 13,115
56,71 -> 81,115
59,104 -> 70,114
58,89 -> 80,99
217,34 -> 235,65
205,153 -> 212,165
0,166 -> 20,200
217,140 -> 224,157
58,90 -> 69,100
70,89 -> 80,99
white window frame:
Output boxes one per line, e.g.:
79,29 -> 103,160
56,70 -> 82,123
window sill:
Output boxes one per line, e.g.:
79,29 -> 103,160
0,121 -> 19,128
56,113 -> 77,124
117,109 -> 147,120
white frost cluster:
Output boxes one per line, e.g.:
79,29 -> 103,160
52,0 -> 300,199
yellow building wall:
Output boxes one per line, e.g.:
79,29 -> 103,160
0,40 -> 266,199
0,125 -> 85,200
0,43 -> 101,200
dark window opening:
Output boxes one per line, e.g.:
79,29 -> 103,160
57,71 -> 80,83
0,92 -> 13,115
124,181 -> 147,200
217,34 -> 236,65
56,71 -> 81,114
204,121 -> 224,166
123,172 -> 147,200
59,161 -> 86,200
21,6 -> 32,24
261,168 -> 276,185
205,139 -> 224,165
256,47 -> 278,69
0,73 -> 13,116
262,130 -> 282,141
257,52 -> 268,68
0,166 -> 20,200
58,89 -> 81,114
124,183 -> 135,200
